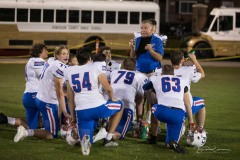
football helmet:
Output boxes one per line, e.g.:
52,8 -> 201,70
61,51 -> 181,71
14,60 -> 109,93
66,124 -> 79,146
60,125 -> 68,139
186,130 -> 207,147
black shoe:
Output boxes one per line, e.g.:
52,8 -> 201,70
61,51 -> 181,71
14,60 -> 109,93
0,113 -> 8,124
103,138 -> 118,147
169,141 -> 185,154
146,135 -> 157,144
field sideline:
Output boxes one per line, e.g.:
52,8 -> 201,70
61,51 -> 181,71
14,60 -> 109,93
0,63 -> 240,160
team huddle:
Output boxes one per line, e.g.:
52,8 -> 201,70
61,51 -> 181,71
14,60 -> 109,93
0,19 -> 207,156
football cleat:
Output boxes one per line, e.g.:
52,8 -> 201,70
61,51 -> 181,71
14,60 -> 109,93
14,125 -> 27,142
0,112 -> 8,124
81,134 -> 91,156
103,138 -> 118,147
169,141 -> 185,154
93,127 -> 107,143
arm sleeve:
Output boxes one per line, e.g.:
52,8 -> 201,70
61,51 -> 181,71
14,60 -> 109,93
190,65 -> 202,83
52,62 -> 66,79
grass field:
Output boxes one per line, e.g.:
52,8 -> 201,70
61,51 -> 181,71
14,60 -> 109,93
0,64 -> 240,160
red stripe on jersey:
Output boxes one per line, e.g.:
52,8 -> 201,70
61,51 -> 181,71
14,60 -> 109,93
194,100 -> 204,106
107,104 -> 120,109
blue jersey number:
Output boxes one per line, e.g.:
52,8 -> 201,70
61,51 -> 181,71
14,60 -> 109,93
161,77 -> 181,93
71,72 -> 92,93
114,71 -> 135,85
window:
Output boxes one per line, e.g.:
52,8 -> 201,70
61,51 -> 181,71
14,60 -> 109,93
81,10 -> 91,23
130,12 -> 139,24
43,9 -> 54,22
56,10 -> 66,23
211,16 -> 233,32
94,11 -> 104,23
236,13 -> 240,28
9,40 -> 33,45
0,8 -> 15,22
118,11 -> 128,24
69,10 -> 79,23
142,12 -> 155,21
179,1 -> 197,14
30,9 -> 41,22
17,9 -> 28,22
106,11 -> 116,24
219,16 -> 233,31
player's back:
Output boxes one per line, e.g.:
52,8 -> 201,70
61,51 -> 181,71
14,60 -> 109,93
150,75 -> 187,111
24,57 -> 45,93
110,69 -> 147,109
65,62 -> 106,110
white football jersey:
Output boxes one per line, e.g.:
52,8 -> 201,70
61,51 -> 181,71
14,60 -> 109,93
150,75 -> 188,111
36,60 -> 67,104
64,62 -> 107,110
110,69 -> 148,111
24,57 -> 46,93
154,65 -> 201,106
174,65 -> 202,90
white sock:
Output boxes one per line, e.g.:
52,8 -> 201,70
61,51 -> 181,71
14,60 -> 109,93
7,117 -> 15,125
27,129 -> 34,136
106,133 -> 113,141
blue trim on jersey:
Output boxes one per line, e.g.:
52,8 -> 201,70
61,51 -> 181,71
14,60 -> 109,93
22,92 -> 39,129
56,69 -> 64,76
76,100 -> 122,144
135,34 -> 164,73
34,61 -> 45,66
152,104 -> 185,144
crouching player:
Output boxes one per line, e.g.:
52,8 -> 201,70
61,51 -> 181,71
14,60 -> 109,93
143,65 -> 194,154
93,58 -> 148,142
65,47 -> 123,156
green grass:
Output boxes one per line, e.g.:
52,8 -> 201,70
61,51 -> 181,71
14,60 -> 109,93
0,64 -> 240,160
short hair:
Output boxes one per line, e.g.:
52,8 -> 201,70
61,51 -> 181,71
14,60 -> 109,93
122,58 -> 136,71
170,50 -> 184,65
29,43 -> 47,57
92,53 -> 106,62
142,19 -> 154,27
162,64 -> 174,75
97,46 -> 111,54
54,45 -> 69,59
148,19 -> 157,26
76,47 -> 92,65
68,53 -> 77,64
